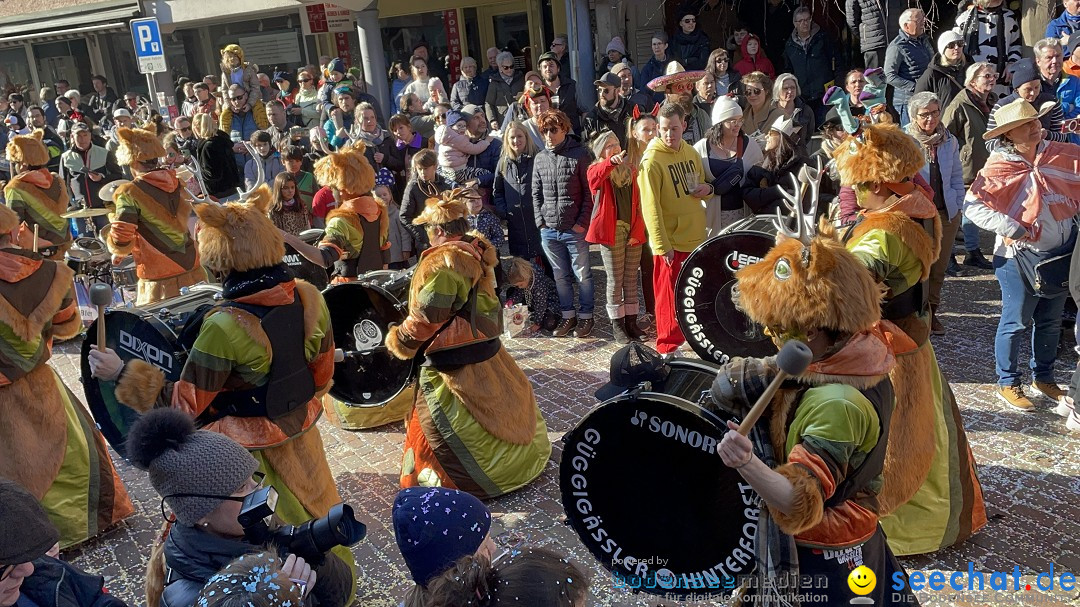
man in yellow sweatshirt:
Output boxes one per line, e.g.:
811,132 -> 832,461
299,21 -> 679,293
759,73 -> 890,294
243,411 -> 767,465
637,102 -> 713,356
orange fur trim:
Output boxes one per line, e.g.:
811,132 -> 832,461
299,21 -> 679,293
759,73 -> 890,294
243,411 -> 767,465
440,346 -> 539,445
6,130 -> 49,167
195,186 -> 286,273
0,204 -> 17,233
313,143 -> 375,196
115,360 -> 165,412
0,364 -> 67,498
771,463 -> 825,535
116,127 -> 166,166
144,522 -> 168,607
0,261 -> 74,343
833,123 -> 925,186
385,324 -> 414,360
877,344 -> 937,514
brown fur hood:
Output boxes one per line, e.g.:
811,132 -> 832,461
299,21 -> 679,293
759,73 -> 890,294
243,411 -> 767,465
409,232 -> 498,303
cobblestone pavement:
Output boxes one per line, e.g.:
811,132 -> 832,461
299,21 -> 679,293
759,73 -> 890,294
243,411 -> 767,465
52,251 -> 1080,607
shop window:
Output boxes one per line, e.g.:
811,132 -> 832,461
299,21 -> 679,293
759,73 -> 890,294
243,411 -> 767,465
33,40 -> 91,93
379,12 -> 448,72
208,15 -> 307,76
0,48 -> 33,96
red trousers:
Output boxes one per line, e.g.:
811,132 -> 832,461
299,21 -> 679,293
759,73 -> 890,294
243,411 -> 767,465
652,251 -> 690,354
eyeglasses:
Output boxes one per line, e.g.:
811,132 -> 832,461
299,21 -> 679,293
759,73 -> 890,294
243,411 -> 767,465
946,41 -> 964,49
980,73 -> 999,80
745,87 -> 763,95
916,109 -> 941,120
551,42 -> 565,48
794,17 -> 812,24
500,65 -> 514,70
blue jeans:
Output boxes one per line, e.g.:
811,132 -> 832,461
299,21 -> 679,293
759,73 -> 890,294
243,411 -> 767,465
897,103 -> 910,127
993,255 -> 1068,386
540,227 -> 594,318
961,215 -> 981,252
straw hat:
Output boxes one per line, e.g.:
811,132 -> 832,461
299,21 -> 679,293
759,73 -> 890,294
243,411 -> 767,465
647,61 -> 706,92
982,98 -> 1053,141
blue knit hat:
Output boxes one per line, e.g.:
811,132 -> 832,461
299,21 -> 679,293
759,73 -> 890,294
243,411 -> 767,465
375,167 -> 395,188
392,487 -> 491,585
326,58 -> 346,76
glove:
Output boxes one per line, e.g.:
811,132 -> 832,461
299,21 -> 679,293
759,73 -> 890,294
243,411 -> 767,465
88,347 -> 124,381
710,355 -> 778,413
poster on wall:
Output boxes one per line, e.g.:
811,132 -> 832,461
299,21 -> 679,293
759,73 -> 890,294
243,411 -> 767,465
442,10 -> 461,86
302,4 -> 354,35
237,32 -> 302,67
335,32 -> 351,67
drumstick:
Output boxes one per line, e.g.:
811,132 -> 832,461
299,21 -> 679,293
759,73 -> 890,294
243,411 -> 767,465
737,340 -> 813,436
89,284 -> 113,352
32,224 -> 39,253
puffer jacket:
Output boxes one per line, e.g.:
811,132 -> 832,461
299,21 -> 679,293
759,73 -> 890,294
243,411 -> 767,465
846,0 -> 906,52
671,29 -> 711,71
884,30 -> 935,111
494,154 -> 542,259
531,137 -> 591,232
19,557 -> 127,607
913,128 -> 966,218
783,25 -> 843,108
914,56 -> 967,112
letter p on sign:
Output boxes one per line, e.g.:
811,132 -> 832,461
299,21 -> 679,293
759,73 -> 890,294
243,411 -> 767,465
138,26 -> 159,53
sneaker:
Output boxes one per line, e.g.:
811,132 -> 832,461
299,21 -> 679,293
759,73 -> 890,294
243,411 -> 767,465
1067,411 -> 1080,432
962,250 -> 994,270
552,317 -> 577,338
659,346 -> 683,361
1054,395 -> 1075,417
996,385 -> 1035,411
573,318 -> 594,338
1032,381 -> 1068,404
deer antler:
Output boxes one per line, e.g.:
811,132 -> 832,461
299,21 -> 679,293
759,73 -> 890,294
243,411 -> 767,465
235,142 -> 264,200
183,158 -> 215,205
772,156 -> 826,245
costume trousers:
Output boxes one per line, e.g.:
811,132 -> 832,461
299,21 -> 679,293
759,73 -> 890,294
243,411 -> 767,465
599,221 -> 642,319
653,250 -> 690,354
928,210 -> 962,307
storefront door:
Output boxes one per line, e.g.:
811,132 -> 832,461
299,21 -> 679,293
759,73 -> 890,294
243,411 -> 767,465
33,40 -> 91,93
477,4 -> 536,70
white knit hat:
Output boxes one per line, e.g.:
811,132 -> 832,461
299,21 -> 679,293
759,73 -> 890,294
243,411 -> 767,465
937,30 -> 964,56
711,95 -> 743,124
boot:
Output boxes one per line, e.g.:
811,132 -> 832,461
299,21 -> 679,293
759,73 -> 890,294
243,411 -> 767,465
573,318 -> 594,338
930,304 -> 945,336
611,318 -> 631,344
552,317 -> 577,337
963,249 -> 993,270
624,314 -> 646,341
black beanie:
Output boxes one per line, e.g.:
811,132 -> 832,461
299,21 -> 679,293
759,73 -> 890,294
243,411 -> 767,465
0,478 -> 60,565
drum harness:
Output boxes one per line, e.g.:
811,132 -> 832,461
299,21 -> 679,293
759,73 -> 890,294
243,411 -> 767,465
841,216 -> 931,322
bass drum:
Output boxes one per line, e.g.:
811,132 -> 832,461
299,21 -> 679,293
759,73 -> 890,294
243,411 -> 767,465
80,286 -> 223,458
676,215 -> 778,364
561,368 -> 759,598
322,271 -> 415,430
283,229 -> 328,290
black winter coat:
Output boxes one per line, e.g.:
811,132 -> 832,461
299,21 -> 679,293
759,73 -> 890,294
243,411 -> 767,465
914,57 -> 967,112
783,28 -> 844,109
19,557 -> 127,607
581,100 -> 631,147
493,154 -> 542,259
846,0 -> 907,52
196,131 -> 243,199
161,523 -> 351,607
671,29 -> 712,71
485,72 -> 525,126
401,175 -> 453,252
531,138 -> 591,232
550,78 -> 582,133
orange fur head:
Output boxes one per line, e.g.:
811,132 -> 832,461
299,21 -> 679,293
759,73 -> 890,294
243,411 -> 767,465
6,129 -> 49,167
116,127 -> 166,166
194,185 -> 285,273
0,204 -> 18,233
832,123 -> 924,186
313,141 -> 375,196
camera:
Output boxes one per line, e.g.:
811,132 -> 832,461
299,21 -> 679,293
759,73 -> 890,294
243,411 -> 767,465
238,486 -> 367,566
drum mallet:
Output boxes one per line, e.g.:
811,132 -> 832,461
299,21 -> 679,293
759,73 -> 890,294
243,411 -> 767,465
32,224 -> 39,253
736,340 -> 814,436
90,284 -> 113,352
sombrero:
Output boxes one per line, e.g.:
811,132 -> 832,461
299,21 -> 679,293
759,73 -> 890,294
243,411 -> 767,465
983,98 -> 1053,140
647,61 -> 706,92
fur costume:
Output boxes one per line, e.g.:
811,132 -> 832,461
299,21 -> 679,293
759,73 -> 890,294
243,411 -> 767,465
107,131 -> 206,305
388,192 -> 551,498
0,220 -> 132,546
6,129 -> 51,167
834,122 -> 987,555
104,187 -> 356,589
5,131 -> 74,259
715,221 -> 916,605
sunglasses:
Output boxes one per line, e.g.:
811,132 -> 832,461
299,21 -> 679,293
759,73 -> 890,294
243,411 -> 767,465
541,127 -> 562,134
298,78 -> 312,83
745,87 -> 763,95
946,41 -> 964,49
500,65 -> 514,70
179,127 -> 192,133
230,95 -> 246,101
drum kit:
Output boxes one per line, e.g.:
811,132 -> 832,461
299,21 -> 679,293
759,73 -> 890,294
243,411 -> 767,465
64,182 -> 136,322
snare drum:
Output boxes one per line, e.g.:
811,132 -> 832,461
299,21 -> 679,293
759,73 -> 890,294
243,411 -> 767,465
65,237 -> 110,275
282,228 -> 328,290
676,215 -> 778,364
80,286 -> 223,457
111,258 -> 138,287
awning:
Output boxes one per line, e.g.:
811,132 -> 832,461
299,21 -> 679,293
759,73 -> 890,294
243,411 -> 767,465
0,0 -> 139,46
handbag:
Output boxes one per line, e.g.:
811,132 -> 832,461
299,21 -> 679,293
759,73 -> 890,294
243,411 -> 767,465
1011,222 -> 1078,297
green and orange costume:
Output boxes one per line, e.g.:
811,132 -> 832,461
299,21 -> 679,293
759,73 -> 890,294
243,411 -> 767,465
386,193 -> 550,498
4,130 -> 73,258
0,205 -> 133,547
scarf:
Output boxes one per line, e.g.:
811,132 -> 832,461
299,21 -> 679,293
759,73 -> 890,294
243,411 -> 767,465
222,263 -> 292,300
968,141 -> 1080,239
342,195 -> 384,222
905,121 -> 946,163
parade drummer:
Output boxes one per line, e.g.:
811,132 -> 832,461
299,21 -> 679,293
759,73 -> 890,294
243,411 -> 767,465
281,142 -> 390,283
0,203 -> 133,548
4,129 -> 73,256
387,190 -> 551,497
104,127 -> 206,306
712,217 -> 918,605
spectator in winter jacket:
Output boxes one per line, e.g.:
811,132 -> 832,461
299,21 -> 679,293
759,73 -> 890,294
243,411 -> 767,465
599,37 -> 633,77
485,52 -> 525,129
952,0 -> 1022,96
531,110 -> 594,338
638,32 -> 679,105
885,8 -> 935,125
915,31 -> 969,113
222,84 -> 268,171
550,34 -> 573,77
399,149 -> 452,253
707,49 -> 742,96
324,87 -> 357,150
382,113 -> 430,203
193,113 -> 243,200
783,7 -> 844,124
739,0 -> 794,71
26,106 -> 63,171
219,43 -> 261,103
583,72 -> 631,147
61,124 -> 122,232
613,62 -> 654,114
537,52 -> 582,133
650,62 -> 712,144
1036,36 -> 1068,95
670,8 -> 711,71
768,73 -> 815,151
86,75 -> 117,125
986,58 -> 1070,146
450,57 -> 488,110
1047,0 -> 1080,57
263,99 -> 291,150
434,110 -> 493,183
734,34 -> 775,80
244,130 -> 284,189
0,478 -> 129,607
846,0 -> 907,68
494,121 -> 542,261
464,104 -> 501,188
374,168 -> 413,269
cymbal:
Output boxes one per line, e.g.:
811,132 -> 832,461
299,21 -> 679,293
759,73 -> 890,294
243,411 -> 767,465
62,207 -> 112,219
99,179 -> 131,202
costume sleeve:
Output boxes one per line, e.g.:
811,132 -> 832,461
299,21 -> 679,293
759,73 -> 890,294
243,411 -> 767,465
299,283 -> 335,398
769,392 -> 880,535
107,191 -> 139,255
50,283 -> 80,342
637,159 -> 672,254
387,267 -> 471,358
847,229 -> 921,295
318,216 -> 350,266
171,314 -> 244,420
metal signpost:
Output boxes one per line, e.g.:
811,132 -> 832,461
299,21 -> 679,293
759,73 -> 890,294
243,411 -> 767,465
130,18 -> 166,118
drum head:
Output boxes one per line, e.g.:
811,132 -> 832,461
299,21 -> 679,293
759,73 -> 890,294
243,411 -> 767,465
560,395 -> 758,596
283,244 -> 329,290
676,230 -> 778,364
324,282 -> 412,406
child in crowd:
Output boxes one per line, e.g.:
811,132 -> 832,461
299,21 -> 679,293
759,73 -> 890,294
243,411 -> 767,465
269,171 -> 311,235
435,110 -> 493,184
421,548 -> 589,607
467,183 -> 505,251
504,257 -> 560,334
374,168 -> 413,269
244,130 -> 284,189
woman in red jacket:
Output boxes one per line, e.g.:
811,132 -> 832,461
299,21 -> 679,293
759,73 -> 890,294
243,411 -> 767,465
585,130 -> 647,344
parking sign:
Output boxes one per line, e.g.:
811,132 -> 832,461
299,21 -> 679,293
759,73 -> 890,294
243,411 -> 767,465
130,18 -> 166,74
